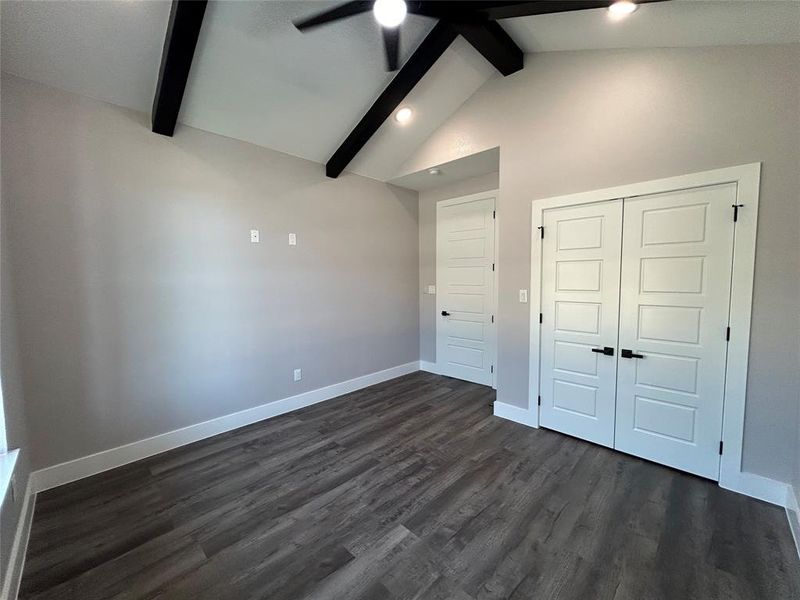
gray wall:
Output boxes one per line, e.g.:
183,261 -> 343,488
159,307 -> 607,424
1,75 -> 420,471
418,172 -> 499,363
403,44 -> 800,483
1,142 -> 32,594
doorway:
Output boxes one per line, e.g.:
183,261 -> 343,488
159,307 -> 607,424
436,191 -> 497,387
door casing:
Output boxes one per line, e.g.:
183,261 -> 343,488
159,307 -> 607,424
527,164 -> 761,499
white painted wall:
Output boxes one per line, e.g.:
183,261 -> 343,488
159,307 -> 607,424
1,74 -> 420,472
402,44 -> 800,483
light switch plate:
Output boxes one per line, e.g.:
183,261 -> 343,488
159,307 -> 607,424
293,368 -> 302,381
519,289 -> 528,303
427,285 -> 436,295
250,229 -> 260,243
288,233 -> 297,246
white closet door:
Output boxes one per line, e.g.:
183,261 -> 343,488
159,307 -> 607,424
614,184 -> 736,480
539,200 -> 622,447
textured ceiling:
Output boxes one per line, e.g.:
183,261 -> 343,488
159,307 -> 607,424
2,1 -> 798,182
0,0 -> 169,113
502,0 -> 800,53
180,1 -> 495,181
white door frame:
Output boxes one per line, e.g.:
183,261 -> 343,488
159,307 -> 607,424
527,163 -> 767,501
435,190 -> 499,389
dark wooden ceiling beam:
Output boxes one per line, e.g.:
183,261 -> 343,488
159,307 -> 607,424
152,0 -> 208,136
455,21 -> 523,76
406,1 -> 608,21
477,0 -> 668,20
478,1 -> 612,20
326,21 -> 458,178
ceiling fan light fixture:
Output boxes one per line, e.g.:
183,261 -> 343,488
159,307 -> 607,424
395,106 -> 413,123
608,1 -> 638,17
373,0 -> 407,28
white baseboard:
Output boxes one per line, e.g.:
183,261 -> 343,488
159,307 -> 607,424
719,470 -> 790,508
419,360 -> 438,374
489,402 -> 788,509
493,401 -> 539,428
0,476 -> 35,600
786,484 -> 800,560
30,361 -> 420,493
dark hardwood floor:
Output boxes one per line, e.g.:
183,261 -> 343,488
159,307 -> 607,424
19,372 -> 800,599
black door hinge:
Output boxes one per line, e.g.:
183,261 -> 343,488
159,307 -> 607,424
490,365 -> 494,374
537,226 -> 544,239
493,210 -> 496,219
719,441 -> 724,455
492,263 -> 495,271
539,313 -> 543,324
537,395 -> 541,406
491,315 -> 494,323
732,204 -> 744,222
726,326 -> 731,342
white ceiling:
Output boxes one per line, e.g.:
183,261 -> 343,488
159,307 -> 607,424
2,1 -> 798,182
0,0 -> 169,113
181,1 -> 495,181
503,1 -> 800,53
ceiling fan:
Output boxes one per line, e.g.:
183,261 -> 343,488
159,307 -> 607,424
293,0 -> 654,72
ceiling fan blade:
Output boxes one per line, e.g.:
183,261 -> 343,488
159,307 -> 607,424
293,1 -> 373,31
383,27 -> 400,71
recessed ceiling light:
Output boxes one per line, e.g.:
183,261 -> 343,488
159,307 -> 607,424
374,0 -> 407,28
608,1 -> 638,17
428,168 -> 441,176
395,106 -> 413,123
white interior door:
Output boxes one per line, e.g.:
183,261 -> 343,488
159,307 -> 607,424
614,184 -> 736,480
436,194 -> 496,386
539,200 -> 622,447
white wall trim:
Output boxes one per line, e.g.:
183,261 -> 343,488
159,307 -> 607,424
717,470 -> 790,508
528,163 -> 766,502
493,401 -> 539,428
0,476 -> 35,600
0,449 -> 19,506
526,200 -> 543,428
30,361 -> 420,493
419,360 -> 439,374
785,484 -> 800,559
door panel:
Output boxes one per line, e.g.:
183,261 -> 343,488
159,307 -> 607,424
437,196 -> 495,386
539,200 -> 622,447
614,184 -> 736,480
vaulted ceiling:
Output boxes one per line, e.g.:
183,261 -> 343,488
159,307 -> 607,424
2,1 -> 798,181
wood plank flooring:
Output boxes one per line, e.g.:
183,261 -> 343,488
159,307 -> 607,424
19,372 -> 800,599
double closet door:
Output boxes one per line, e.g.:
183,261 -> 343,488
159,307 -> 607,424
539,183 -> 736,480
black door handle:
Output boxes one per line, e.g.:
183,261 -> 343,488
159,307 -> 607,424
441,311 -> 450,316
621,349 -> 644,359
591,347 -> 614,356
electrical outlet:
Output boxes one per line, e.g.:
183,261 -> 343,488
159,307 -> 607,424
250,229 -> 260,243
426,285 -> 436,295
293,368 -> 302,382
288,233 -> 297,246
